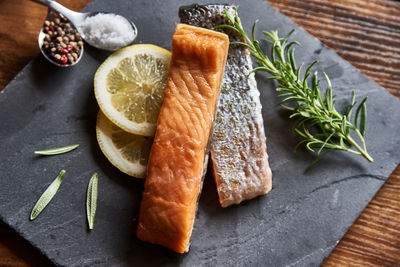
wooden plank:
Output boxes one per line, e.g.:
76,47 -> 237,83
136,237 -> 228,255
265,0 -> 400,266
267,0 -> 400,98
0,0 -> 399,265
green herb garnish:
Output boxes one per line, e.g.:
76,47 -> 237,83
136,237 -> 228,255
34,144 -> 79,155
219,9 -> 373,169
86,172 -> 98,230
30,170 -> 66,221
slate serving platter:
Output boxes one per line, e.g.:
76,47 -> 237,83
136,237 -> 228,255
1,0 -> 400,266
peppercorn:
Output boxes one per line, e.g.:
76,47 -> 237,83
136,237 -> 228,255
67,54 -> 74,63
60,55 -> 68,64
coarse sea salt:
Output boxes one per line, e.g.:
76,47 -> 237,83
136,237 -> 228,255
78,13 -> 137,50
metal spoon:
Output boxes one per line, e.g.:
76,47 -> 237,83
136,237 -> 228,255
33,0 -> 138,51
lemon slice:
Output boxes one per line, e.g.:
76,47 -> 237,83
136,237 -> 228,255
94,44 -> 171,136
96,110 -> 152,178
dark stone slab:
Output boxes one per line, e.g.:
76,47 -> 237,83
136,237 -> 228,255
0,0 -> 399,266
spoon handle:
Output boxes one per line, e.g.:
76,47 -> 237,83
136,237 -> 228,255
30,0 -> 53,5
30,0 -> 83,26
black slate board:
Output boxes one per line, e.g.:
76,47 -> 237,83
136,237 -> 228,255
1,0 -> 400,266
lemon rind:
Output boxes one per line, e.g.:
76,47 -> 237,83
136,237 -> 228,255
96,111 -> 147,179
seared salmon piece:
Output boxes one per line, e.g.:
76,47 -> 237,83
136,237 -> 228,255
136,24 -> 229,253
180,4 -> 272,207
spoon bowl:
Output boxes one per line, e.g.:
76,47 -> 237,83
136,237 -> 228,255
76,11 -> 138,51
38,10 -> 84,67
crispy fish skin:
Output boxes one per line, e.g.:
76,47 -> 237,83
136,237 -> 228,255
180,4 -> 272,207
136,24 -> 229,253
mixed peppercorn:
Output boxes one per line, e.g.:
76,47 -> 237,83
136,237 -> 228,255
41,11 -> 83,66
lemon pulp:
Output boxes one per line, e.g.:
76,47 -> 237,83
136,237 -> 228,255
106,54 -> 167,125
94,44 -> 171,136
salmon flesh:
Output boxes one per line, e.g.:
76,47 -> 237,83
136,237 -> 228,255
136,24 -> 229,253
180,4 -> 273,207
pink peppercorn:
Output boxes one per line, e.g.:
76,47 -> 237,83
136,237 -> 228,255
60,55 -> 68,64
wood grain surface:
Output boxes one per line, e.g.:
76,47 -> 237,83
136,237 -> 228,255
0,0 -> 399,266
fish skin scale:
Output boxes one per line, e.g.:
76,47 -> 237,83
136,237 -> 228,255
179,4 -> 272,207
137,24 -> 229,253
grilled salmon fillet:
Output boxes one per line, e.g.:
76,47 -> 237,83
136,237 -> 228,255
180,4 -> 272,207
136,24 -> 229,253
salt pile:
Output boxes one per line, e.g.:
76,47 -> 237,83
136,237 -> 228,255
78,13 -> 137,50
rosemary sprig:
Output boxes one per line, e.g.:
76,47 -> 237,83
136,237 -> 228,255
34,144 -> 79,155
30,170 -> 66,220
86,172 -> 98,230
219,9 -> 373,168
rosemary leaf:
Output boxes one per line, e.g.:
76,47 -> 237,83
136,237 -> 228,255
35,144 -> 79,155
30,170 -> 66,221
360,102 -> 366,137
86,172 -> 98,230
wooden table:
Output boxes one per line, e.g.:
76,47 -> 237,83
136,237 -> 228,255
0,0 -> 399,265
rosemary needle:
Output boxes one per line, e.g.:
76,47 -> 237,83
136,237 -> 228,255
30,170 -> 66,221
86,172 -> 98,230
219,9 -> 373,168
35,144 -> 79,155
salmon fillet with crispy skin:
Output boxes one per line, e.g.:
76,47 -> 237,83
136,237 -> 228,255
136,24 -> 229,253
180,4 -> 273,207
